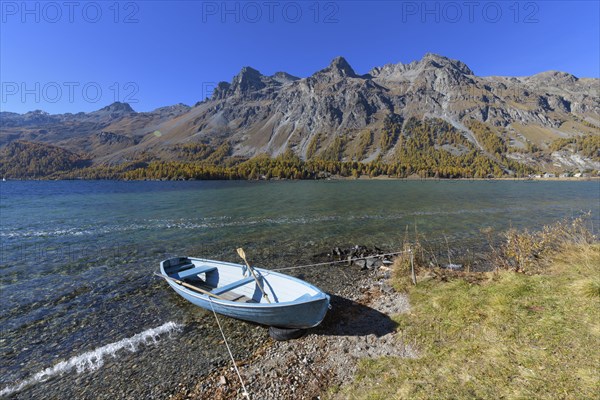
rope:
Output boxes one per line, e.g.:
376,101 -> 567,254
271,250 -> 411,272
203,248 -> 412,397
208,298 -> 250,399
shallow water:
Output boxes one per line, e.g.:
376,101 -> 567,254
0,180 -> 597,398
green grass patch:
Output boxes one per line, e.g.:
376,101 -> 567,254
334,244 -> 600,399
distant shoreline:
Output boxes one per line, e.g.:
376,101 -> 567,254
341,175 -> 600,182
1,176 -> 599,182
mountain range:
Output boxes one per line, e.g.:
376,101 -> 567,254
1,53 -> 598,178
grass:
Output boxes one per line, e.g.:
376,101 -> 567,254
511,123 -> 562,149
332,241 -> 600,399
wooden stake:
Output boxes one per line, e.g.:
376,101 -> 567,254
410,248 -> 417,285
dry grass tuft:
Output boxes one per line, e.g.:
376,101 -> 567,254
494,214 -> 596,273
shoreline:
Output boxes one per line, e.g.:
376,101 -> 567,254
170,239 -> 599,399
340,175 -> 600,182
168,217 -> 599,399
1,176 -> 598,182
171,265 -> 413,400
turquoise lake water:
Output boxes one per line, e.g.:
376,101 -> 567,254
0,180 -> 598,398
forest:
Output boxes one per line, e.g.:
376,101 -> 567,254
0,117 -> 549,180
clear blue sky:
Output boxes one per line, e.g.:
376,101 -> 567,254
1,1 -> 598,114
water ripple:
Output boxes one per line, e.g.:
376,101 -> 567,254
0,321 -> 182,397
0,206 -> 530,239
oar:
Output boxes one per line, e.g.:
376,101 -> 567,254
153,272 -> 227,300
236,248 -> 271,304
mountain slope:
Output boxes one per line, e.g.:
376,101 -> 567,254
1,54 -> 598,178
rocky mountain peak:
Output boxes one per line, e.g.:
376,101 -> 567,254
84,102 -> 135,123
236,66 -> 263,79
1,109 -> 56,127
27,109 -> 50,116
528,70 -> 579,83
212,67 -> 300,100
97,102 -> 135,113
315,56 -> 357,79
420,53 -> 474,76
209,66 -> 280,100
231,66 -> 266,93
270,71 -> 300,84
211,82 -> 232,100
150,103 -> 191,117
369,53 -> 475,83
101,101 -> 135,113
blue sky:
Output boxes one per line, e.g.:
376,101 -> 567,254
1,1 -> 598,114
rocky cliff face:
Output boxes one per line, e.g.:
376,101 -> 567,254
1,54 -> 598,172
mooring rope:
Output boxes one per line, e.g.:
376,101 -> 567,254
208,299 -> 250,399
271,249 -> 411,272
203,248 -> 412,398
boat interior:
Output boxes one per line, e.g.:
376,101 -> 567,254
171,261 -> 257,302
162,257 -> 320,304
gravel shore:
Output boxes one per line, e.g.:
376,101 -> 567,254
172,266 -> 415,399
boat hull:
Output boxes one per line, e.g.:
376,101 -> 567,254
159,257 -> 330,329
171,285 -> 329,328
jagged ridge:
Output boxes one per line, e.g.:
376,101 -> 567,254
1,53 -> 598,177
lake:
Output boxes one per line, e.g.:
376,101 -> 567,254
1,180 -> 598,398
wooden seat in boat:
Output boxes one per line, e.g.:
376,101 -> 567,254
212,276 -> 255,295
172,265 -> 217,280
